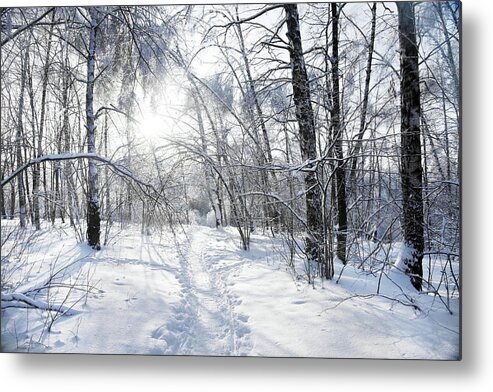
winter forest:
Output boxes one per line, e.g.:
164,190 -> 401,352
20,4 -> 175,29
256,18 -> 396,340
0,1 -> 460,358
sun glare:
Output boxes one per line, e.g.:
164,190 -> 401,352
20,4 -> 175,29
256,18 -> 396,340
135,73 -> 188,144
139,111 -> 168,141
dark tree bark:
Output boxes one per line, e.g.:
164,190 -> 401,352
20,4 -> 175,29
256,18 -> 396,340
330,3 -> 348,265
284,4 -> 324,265
85,7 -> 101,249
397,2 -> 424,291
0,159 -> 7,218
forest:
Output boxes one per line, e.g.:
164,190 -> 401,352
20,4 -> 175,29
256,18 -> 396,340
0,2 -> 460,358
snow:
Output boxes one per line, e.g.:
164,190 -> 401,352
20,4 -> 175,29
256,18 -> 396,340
1,221 -> 459,359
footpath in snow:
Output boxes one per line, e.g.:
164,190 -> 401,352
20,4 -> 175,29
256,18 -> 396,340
1,223 -> 460,359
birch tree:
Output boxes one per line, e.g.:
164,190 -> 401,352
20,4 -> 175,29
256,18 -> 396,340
85,7 -> 101,249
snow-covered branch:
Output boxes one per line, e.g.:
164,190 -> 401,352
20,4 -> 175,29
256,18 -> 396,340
1,152 -> 151,192
1,292 -> 80,315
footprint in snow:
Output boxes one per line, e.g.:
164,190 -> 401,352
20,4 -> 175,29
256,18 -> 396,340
151,325 -> 167,340
237,314 -> 249,322
54,340 -> 65,348
236,325 -> 250,338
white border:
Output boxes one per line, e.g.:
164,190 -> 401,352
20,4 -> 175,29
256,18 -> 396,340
2,1 -> 493,391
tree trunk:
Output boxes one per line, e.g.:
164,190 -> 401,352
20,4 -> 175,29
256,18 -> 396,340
192,92 -> 221,228
62,47 -> 77,227
16,49 -> 29,228
0,160 -> 7,218
42,161 -> 49,220
86,7 -> 101,249
32,11 -> 55,230
103,112 -> 111,222
235,14 -> 280,232
330,3 -> 348,265
284,4 -> 324,265
9,156 -> 16,219
0,186 -> 6,219
350,2 -> 377,182
397,2 -> 424,291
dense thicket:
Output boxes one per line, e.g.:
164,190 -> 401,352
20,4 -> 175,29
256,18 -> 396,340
0,2 -> 460,290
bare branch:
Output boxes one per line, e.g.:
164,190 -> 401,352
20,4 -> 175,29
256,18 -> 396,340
1,7 -> 56,46
2,152 -> 148,190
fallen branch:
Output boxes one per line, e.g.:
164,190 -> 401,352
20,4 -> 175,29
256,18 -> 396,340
318,293 -> 421,314
1,292 -> 80,315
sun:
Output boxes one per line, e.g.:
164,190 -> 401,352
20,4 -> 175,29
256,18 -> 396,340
134,75 -> 188,143
138,111 -> 168,141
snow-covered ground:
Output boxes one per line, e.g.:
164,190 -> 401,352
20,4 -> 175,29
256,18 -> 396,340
1,221 -> 459,359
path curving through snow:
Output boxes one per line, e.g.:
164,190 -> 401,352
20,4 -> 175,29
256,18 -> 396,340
151,227 -> 251,356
